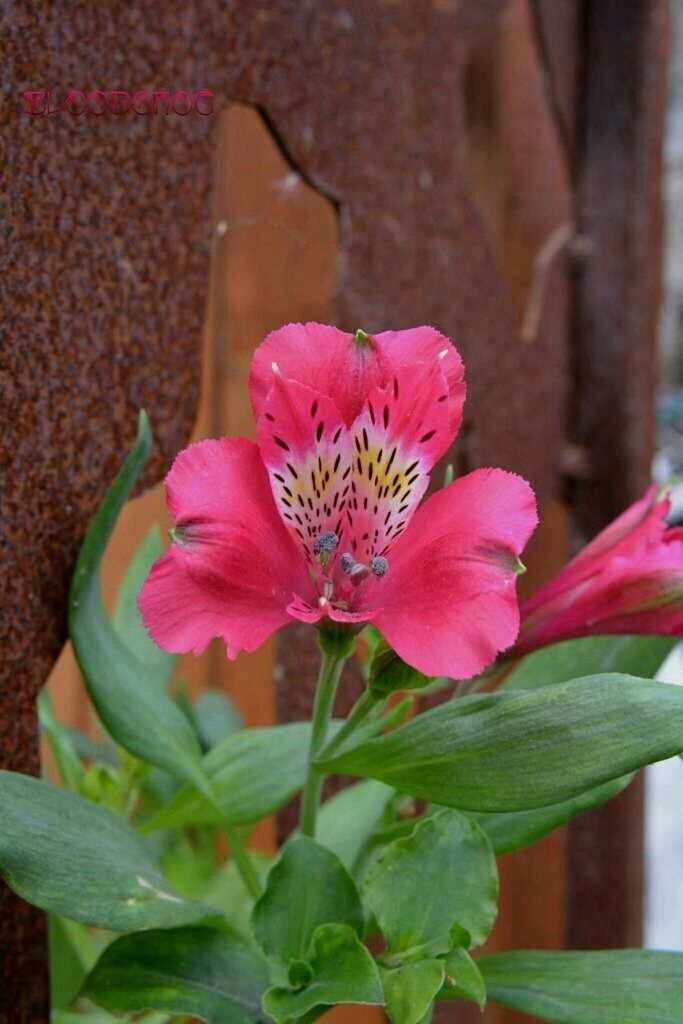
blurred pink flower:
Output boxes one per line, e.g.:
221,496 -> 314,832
139,323 -> 537,678
517,485 -> 683,654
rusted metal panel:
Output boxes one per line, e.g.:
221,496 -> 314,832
568,0 -> 670,951
4,12 -> 213,1020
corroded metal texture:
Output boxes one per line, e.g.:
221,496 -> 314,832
4,7 -> 214,1016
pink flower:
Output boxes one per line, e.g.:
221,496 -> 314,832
517,485 -> 683,654
139,323 -> 537,678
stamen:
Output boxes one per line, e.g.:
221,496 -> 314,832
313,531 -> 339,555
371,556 -> 389,577
340,553 -> 355,574
354,328 -> 372,348
313,530 -> 339,569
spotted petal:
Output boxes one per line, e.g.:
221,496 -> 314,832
371,469 -> 538,678
256,374 -> 353,564
139,438 -> 314,659
342,365 -> 454,564
372,325 -> 466,437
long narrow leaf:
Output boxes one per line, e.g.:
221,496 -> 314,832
69,413 -> 207,793
319,675 -> 683,812
476,949 -> 683,1023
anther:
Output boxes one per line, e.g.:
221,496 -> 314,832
340,553 -> 355,574
313,531 -> 339,556
371,556 -> 389,578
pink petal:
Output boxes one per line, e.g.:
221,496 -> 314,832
139,438 -> 313,658
373,326 -> 466,437
523,485 -> 669,617
286,594 -> 323,624
371,469 -> 538,678
256,374 -> 352,562
250,323 -> 383,426
519,534 -> 683,649
572,484 -> 668,565
342,365 -> 454,564
249,322 -> 466,432
286,594 -> 377,625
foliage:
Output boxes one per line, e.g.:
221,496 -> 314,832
2,416 -> 681,1024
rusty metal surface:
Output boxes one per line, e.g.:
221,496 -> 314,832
568,0 -> 669,951
4,8 -> 214,1014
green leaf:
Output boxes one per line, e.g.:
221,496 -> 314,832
503,634 -> 677,691
64,725 -> 118,767
143,723 -> 314,831
82,925 -> 270,1023
0,771 -> 212,931
469,773 -> 634,855
364,809 -> 497,956
49,914 -> 98,1010
382,959 -> 445,1024
253,836 -> 364,963
477,949 -> 683,1023
319,676 -> 683,811
316,780 -> 394,871
369,641 -> 431,698
69,412 -> 207,793
160,829 -> 220,902
52,1011 -> 121,1023
202,855 -> 273,944
439,947 -> 486,1009
38,690 -> 84,791
263,923 -> 383,1022
193,690 -> 243,750
112,525 -> 177,689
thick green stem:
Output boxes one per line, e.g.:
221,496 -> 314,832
299,641 -> 350,837
225,825 -> 262,900
316,688 -> 379,762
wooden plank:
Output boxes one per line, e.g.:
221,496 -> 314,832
568,0 -> 669,951
437,1 -> 577,1019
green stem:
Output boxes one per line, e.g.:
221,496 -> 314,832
299,642 -> 349,837
225,825 -> 262,901
316,688 -> 379,762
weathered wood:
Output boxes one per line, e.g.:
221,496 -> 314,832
437,1 -> 576,1019
568,0 -> 669,950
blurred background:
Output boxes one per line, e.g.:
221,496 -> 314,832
647,0 -> 683,956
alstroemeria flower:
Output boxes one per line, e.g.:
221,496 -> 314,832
517,485 -> 683,654
140,323 -> 537,678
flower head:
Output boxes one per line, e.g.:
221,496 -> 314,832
139,323 -> 537,679
517,485 -> 683,653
